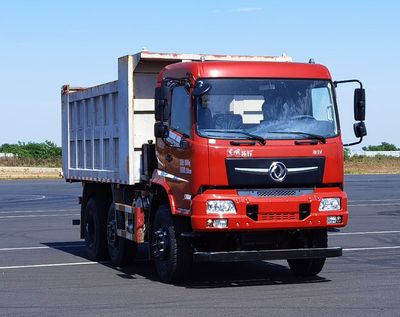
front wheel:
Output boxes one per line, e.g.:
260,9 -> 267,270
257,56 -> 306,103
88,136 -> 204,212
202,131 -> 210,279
287,257 -> 326,277
287,229 -> 327,277
151,204 -> 192,284
106,203 -> 137,266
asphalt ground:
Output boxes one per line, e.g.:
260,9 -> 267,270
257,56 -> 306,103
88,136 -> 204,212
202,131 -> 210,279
0,175 -> 400,316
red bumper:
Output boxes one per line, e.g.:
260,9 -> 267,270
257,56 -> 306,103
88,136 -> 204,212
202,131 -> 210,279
191,188 -> 348,231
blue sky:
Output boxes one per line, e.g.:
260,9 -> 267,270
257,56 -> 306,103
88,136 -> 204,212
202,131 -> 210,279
0,0 -> 399,149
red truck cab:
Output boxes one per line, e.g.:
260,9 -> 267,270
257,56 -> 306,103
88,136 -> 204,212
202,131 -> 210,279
155,61 -> 347,227
149,59 -> 365,281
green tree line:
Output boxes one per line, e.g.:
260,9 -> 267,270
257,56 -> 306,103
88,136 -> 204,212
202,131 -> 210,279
344,142 -> 400,161
0,141 -> 61,160
362,142 -> 400,151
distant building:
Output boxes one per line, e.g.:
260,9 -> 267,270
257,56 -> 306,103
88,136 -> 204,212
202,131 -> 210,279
0,153 -> 15,158
349,150 -> 400,158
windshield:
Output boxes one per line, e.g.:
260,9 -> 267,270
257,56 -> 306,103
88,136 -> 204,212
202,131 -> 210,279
196,79 -> 338,141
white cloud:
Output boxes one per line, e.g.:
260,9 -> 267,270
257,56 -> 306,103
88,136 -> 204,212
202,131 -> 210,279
233,7 -> 262,13
211,7 -> 262,15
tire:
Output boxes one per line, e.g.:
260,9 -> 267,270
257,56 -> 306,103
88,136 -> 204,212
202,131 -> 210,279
84,197 -> 108,261
106,203 -> 137,266
151,204 -> 192,284
287,229 -> 327,277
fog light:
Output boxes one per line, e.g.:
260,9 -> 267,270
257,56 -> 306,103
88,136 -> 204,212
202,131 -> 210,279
212,219 -> 228,228
319,198 -> 341,211
327,216 -> 343,224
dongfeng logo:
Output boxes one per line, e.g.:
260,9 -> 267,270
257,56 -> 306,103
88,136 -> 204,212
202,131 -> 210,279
269,162 -> 287,182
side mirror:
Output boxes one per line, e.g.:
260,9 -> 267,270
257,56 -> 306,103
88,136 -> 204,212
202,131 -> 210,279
155,99 -> 168,122
335,80 -> 367,146
161,80 -> 170,99
154,87 -> 162,121
154,122 -> 169,138
154,82 -> 172,122
179,139 -> 190,150
154,99 -> 166,121
353,121 -> 367,138
192,81 -> 212,97
354,88 -> 366,121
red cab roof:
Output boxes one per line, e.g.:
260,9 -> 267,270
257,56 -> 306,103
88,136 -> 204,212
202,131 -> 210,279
159,61 -> 332,82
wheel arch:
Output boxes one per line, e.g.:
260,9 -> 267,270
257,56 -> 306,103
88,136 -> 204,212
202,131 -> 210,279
150,176 -> 178,215
149,184 -> 170,228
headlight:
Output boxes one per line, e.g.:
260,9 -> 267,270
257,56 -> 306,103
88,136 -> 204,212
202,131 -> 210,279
319,198 -> 341,211
207,200 -> 236,214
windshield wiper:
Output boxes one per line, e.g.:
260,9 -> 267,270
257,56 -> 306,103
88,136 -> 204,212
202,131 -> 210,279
267,131 -> 326,144
202,129 -> 266,145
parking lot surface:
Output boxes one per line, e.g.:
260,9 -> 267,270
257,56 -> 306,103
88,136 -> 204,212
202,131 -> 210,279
1,175 -> 400,316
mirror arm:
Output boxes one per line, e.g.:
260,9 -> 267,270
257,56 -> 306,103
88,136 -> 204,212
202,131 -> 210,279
344,136 -> 363,147
334,79 -> 363,89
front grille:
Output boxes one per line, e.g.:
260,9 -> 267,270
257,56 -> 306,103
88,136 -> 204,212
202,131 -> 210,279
238,188 -> 313,197
226,157 -> 325,186
260,212 -> 298,221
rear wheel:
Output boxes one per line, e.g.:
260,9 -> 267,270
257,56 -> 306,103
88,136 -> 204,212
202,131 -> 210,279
84,197 -> 108,261
152,204 -> 192,284
287,229 -> 327,277
107,203 -> 137,266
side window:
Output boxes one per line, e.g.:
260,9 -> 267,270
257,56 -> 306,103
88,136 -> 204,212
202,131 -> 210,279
170,86 -> 191,137
311,86 -> 334,121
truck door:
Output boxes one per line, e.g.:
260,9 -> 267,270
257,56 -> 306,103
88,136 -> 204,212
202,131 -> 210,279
163,85 -> 193,214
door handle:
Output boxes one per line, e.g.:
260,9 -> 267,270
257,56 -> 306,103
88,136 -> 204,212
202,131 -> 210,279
165,154 -> 173,163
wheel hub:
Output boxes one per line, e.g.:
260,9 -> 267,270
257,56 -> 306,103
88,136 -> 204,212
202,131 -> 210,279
107,219 -> 117,248
85,218 -> 94,248
153,228 -> 169,259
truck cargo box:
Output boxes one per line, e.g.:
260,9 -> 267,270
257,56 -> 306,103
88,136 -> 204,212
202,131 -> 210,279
61,51 -> 292,184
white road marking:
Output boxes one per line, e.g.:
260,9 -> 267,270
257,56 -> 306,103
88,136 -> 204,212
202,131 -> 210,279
348,198 -> 400,207
0,195 -> 46,203
0,213 -> 79,219
349,203 -> 400,207
0,246 -> 399,270
0,209 -> 78,214
330,230 -> 400,236
0,244 -> 85,252
0,261 -> 106,270
343,246 -> 400,251
349,199 -> 400,202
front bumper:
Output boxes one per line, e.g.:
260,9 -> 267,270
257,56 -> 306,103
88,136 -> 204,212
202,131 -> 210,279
191,188 -> 348,231
193,247 -> 342,262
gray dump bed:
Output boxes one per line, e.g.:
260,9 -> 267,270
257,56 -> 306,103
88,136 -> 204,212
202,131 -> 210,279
61,51 -> 292,185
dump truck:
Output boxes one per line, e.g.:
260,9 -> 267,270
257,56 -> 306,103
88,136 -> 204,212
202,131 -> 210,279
62,50 -> 366,283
